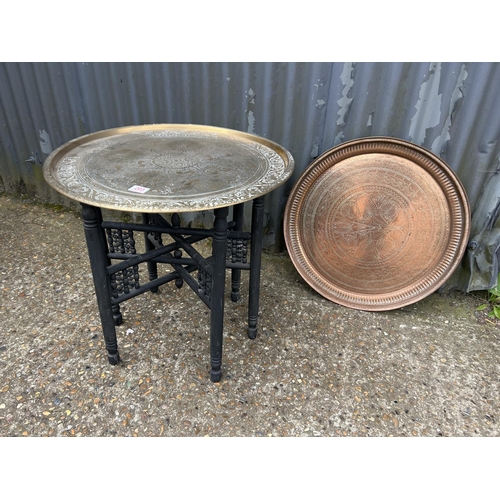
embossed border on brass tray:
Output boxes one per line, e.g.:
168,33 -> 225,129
284,137 -> 471,311
43,124 -> 294,213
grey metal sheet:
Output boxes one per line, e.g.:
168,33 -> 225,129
1,62 -> 499,291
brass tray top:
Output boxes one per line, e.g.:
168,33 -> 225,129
43,124 -> 294,213
284,137 -> 471,311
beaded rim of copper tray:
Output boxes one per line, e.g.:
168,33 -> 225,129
284,137 -> 470,311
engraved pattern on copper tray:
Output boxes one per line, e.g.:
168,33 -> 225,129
284,137 -> 470,311
43,124 -> 294,212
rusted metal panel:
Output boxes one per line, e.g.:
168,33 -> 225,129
0,62 -> 499,290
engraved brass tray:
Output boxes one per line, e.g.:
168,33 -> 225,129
284,137 -> 470,311
43,124 -> 294,213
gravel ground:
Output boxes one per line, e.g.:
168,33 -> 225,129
1,194 -> 499,438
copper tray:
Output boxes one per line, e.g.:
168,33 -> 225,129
284,137 -> 470,311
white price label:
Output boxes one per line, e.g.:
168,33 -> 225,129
128,185 -> 150,193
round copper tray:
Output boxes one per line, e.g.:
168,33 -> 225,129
284,137 -> 470,311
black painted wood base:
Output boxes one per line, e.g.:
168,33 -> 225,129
80,197 -> 265,382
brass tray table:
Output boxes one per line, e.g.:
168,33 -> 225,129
43,124 -> 294,382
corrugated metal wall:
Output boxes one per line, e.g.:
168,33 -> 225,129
1,62 -> 499,291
